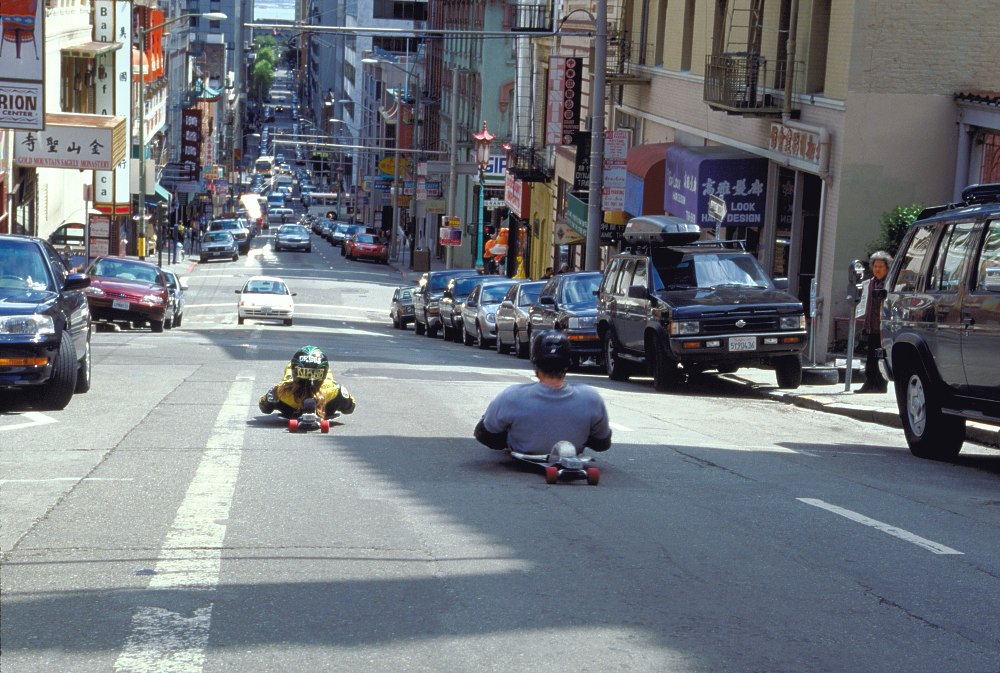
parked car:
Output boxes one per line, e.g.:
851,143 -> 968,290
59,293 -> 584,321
528,271 -> 603,367
440,274 -> 502,342
200,231 -> 239,263
880,182 -> 1000,460
345,232 -> 388,263
329,222 -> 357,247
47,222 -> 86,250
412,268 -> 482,337
339,225 -> 372,255
208,218 -> 250,254
273,223 -> 312,252
389,286 -> 415,329
495,280 -> 545,357
460,278 -> 518,349
84,256 -> 170,332
162,269 -> 188,329
0,234 -> 92,409
236,275 -> 295,326
595,215 -> 807,390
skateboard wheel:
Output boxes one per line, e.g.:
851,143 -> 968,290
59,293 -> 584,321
586,467 -> 600,486
544,465 -> 559,484
320,419 -> 330,433
288,419 -> 299,432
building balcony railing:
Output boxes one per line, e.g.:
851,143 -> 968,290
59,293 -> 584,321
506,144 -> 551,182
508,1 -> 553,33
704,52 -> 795,117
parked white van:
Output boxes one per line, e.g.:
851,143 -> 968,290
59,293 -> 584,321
267,207 -> 295,227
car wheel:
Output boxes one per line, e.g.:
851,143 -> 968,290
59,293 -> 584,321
39,333 -> 78,410
200,256 -> 207,263
496,329 -> 509,355
477,324 -> 490,350
649,336 -> 680,392
232,253 -> 239,261
514,328 -> 529,359
604,331 -> 630,381
74,338 -> 92,394
174,312 -> 183,328
427,323 -> 438,338
164,313 -> 173,330
306,246 -> 311,252
463,324 -> 475,346
238,316 -> 245,325
150,319 -> 164,333
284,319 -> 293,326
442,324 -> 452,341
414,317 -> 425,335
897,361 -> 964,460
392,315 -> 400,329
774,355 -> 803,389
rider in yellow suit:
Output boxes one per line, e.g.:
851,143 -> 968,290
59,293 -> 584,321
258,346 -> 356,420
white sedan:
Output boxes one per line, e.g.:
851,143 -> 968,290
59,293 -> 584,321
236,276 -> 295,326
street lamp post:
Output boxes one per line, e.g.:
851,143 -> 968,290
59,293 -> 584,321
138,10 -> 226,263
472,121 -> 494,271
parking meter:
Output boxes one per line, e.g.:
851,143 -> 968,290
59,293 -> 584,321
844,259 -> 868,390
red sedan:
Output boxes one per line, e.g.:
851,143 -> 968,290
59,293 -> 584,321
83,256 -> 170,332
344,232 -> 388,264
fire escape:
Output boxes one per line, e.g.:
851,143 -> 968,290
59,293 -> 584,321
505,0 -> 644,183
703,0 -> 799,117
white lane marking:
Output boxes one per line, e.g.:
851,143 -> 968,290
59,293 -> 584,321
609,421 -> 632,432
797,498 -> 963,555
114,375 -> 253,673
0,411 -> 57,432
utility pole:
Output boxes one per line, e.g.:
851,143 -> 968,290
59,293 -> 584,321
585,2 -> 607,271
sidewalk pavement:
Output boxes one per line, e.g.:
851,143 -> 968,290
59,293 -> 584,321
728,366 -> 1000,449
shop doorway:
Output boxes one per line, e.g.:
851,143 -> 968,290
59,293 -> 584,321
771,168 -> 821,303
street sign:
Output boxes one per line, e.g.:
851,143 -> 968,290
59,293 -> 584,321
708,194 -> 727,223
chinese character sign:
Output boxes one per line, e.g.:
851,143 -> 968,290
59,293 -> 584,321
665,145 -> 768,228
545,56 -> 583,146
180,107 -> 202,178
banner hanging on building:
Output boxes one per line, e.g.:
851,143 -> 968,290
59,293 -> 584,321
0,0 -> 44,130
180,108 -> 203,179
545,56 -> 583,146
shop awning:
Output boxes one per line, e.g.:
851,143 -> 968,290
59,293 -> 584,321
144,184 -> 172,207
61,41 -> 122,58
664,145 -> 769,228
624,143 -> 671,217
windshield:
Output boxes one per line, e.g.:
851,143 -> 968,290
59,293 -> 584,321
482,284 -> 514,303
89,259 -> 162,285
0,240 -> 53,292
204,232 -> 233,243
355,234 -> 377,244
451,277 -> 482,296
559,275 -> 601,304
243,279 -> 288,294
279,225 -> 307,235
651,251 -> 772,290
518,282 -> 544,306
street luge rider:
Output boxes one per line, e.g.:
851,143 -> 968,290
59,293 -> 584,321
259,346 -> 357,420
475,330 -> 612,456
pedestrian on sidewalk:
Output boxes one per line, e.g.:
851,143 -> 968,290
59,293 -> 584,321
857,250 -> 892,394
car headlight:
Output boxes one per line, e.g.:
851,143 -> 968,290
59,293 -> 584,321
669,320 -> 700,335
567,316 -> 595,329
84,286 -> 105,297
141,294 -> 165,305
0,314 -> 55,336
486,313 -> 496,324
780,315 -> 806,330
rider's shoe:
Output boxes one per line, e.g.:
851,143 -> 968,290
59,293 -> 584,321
258,390 -> 277,414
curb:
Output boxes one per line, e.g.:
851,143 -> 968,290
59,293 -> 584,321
729,376 -> 1000,449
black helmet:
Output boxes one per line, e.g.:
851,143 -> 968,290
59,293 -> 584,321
530,330 -> 571,372
290,345 -> 329,382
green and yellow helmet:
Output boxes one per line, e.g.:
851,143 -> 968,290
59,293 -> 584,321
291,345 -> 329,381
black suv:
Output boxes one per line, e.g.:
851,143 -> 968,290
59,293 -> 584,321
412,268 -> 481,337
880,183 -> 1000,460
596,216 -> 807,390
0,234 -> 92,409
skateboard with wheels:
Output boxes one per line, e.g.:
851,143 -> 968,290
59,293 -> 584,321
509,448 -> 600,485
287,409 -> 330,433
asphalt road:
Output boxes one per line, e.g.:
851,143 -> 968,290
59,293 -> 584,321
2,225 -> 1000,673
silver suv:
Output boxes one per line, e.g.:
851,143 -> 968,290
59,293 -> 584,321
881,183 -> 1000,460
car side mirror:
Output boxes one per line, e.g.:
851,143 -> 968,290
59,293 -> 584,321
772,277 -> 789,291
234,289 -> 241,294
63,274 -> 90,291
627,285 -> 647,299
466,299 -> 478,308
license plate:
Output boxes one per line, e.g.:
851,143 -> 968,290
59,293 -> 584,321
261,306 -> 272,314
728,336 -> 756,351
112,299 -> 130,311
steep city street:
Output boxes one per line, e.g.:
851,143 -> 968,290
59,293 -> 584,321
2,239 -> 999,673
